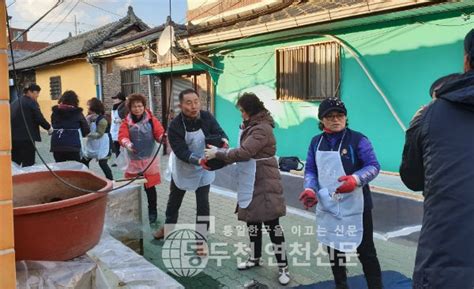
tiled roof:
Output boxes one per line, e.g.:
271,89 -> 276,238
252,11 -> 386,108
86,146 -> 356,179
13,6 -> 148,70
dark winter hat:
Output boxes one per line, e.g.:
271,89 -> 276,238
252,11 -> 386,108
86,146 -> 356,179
112,92 -> 126,101
23,83 -> 41,93
318,97 -> 347,120
465,29 -> 474,68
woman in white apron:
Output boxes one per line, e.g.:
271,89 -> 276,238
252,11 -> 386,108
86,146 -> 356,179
118,94 -> 164,224
205,92 -> 290,286
81,98 -> 113,180
299,98 -> 382,289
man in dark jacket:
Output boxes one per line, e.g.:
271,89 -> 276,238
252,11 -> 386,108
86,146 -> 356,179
10,84 -> 52,167
153,88 -> 228,245
400,29 -> 474,289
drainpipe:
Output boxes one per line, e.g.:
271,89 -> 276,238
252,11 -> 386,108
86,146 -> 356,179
147,75 -> 153,114
0,1 -> 17,288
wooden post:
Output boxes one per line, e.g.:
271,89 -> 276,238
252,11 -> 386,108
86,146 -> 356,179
0,1 -> 17,288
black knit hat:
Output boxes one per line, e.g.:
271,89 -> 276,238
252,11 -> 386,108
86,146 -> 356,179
318,97 -> 347,120
112,92 -> 126,101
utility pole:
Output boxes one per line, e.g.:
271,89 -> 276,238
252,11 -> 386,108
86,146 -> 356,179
74,15 -> 78,36
0,1 -> 16,288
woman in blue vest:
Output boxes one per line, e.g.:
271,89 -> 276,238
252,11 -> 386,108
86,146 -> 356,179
50,90 -> 90,162
118,93 -> 164,224
299,98 -> 382,289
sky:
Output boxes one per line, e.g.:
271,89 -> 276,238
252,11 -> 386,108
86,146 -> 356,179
6,0 -> 188,43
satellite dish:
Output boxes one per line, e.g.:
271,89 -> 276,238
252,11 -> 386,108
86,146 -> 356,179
157,25 -> 175,56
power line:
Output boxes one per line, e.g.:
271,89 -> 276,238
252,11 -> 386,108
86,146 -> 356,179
79,0 -> 123,18
33,0 -> 75,39
43,0 -> 80,41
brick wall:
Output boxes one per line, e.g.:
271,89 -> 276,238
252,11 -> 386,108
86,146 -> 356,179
101,52 -> 163,121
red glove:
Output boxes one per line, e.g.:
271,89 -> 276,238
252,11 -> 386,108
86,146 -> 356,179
199,158 -> 211,170
298,189 -> 318,209
336,175 -> 358,193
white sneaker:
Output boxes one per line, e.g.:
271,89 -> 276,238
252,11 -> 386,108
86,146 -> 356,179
278,266 -> 290,285
237,258 -> 262,270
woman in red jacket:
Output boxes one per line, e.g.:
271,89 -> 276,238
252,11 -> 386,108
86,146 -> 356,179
118,93 -> 164,224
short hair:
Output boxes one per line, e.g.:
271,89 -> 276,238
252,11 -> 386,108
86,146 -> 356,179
464,28 -> 474,69
23,83 -> 41,94
127,93 -> 147,111
59,90 -> 79,107
236,92 -> 266,117
429,73 -> 460,98
87,98 -> 105,115
178,88 -> 199,103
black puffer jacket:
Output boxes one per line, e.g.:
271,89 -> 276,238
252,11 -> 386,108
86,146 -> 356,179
400,70 -> 474,289
50,105 -> 90,152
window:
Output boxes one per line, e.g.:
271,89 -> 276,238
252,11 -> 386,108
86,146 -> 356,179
276,41 -> 340,101
121,69 -> 140,95
50,76 -> 62,100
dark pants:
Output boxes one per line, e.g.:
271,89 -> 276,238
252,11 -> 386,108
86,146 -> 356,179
145,185 -> 158,223
112,141 -> 121,158
53,152 -> 81,163
328,210 -> 382,289
165,179 -> 210,231
81,158 -> 114,180
12,140 -> 36,167
247,218 -> 288,268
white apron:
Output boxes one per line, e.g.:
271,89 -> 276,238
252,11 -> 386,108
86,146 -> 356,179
229,128 -> 274,209
171,119 -> 215,191
110,109 -> 120,142
83,120 -> 110,160
315,133 -> 364,252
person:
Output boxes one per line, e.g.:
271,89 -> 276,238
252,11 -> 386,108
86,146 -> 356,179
50,90 -> 90,162
400,29 -> 474,289
153,89 -> 228,249
299,97 -> 382,289
118,93 -> 164,224
110,92 -> 128,165
204,92 -> 290,285
82,98 -> 113,180
10,84 -> 52,167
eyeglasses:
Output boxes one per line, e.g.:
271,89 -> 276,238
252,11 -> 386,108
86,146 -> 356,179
324,113 -> 346,120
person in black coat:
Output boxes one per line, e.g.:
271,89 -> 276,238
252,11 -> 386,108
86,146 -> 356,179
10,84 -> 52,167
50,90 -> 90,162
400,28 -> 474,289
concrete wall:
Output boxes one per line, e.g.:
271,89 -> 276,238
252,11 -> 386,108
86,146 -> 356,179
211,11 -> 473,172
35,59 -> 96,119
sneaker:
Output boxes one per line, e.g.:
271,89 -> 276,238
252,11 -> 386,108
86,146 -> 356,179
278,266 -> 290,285
237,258 -> 262,270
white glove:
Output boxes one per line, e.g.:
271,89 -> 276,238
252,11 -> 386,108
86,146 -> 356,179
48,127 -> 54,135
204,145 -> 218,160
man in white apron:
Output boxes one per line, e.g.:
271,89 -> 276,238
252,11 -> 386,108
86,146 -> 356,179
299,98 -> 383,289
153,89 -> 228,248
